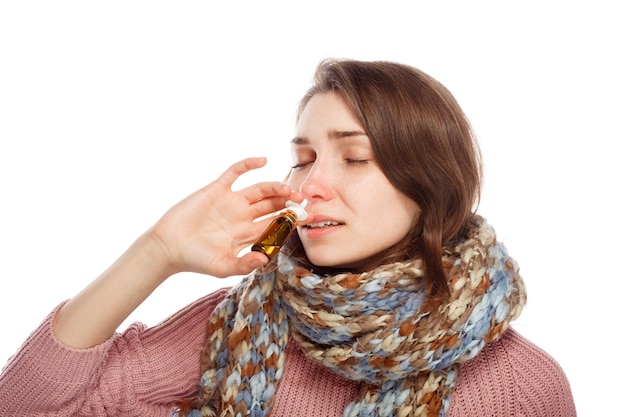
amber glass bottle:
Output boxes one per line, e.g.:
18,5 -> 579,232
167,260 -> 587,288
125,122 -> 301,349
251,200 -> 308,261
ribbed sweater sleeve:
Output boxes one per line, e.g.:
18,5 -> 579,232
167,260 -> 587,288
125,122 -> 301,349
0,288 -> 230,417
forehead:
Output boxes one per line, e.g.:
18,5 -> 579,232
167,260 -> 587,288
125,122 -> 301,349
293,93 -> 366,142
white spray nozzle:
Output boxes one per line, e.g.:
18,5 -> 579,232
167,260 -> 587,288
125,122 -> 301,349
285,199 -> 308,221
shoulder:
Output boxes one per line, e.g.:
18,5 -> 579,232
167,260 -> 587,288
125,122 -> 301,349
449,327 -> 577,417
156,287 -> 232,325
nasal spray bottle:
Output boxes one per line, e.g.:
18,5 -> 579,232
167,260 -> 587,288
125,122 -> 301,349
251,199 -> 308,261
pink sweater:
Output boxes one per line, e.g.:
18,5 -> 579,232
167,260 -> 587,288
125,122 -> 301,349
0,288 -> 576,416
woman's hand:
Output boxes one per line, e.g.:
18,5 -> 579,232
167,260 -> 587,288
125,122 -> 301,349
54,157 -> 303,348
146,157 -> 303,279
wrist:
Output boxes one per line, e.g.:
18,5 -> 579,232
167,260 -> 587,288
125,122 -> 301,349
132,230 -> 179,285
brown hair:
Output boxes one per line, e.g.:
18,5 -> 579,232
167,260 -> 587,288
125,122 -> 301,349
287,58 -> 482,300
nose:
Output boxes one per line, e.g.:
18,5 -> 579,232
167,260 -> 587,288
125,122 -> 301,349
298,161 -> 334,201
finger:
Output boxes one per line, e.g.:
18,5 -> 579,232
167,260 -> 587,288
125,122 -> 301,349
217,252 -> 268,277
215,157 -> 267,189
242,181 -> 292,203
240,251 -> 271,271
247,192 -> 308,222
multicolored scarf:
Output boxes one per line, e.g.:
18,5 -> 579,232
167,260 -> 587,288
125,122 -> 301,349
174,217 -> 526,417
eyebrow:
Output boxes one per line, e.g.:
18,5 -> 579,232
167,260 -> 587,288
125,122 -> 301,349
291,129 -> 368,145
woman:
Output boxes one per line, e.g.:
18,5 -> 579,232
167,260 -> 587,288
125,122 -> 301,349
0,59 -> 576,416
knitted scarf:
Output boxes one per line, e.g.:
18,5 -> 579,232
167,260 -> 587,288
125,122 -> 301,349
174,217 -> 526,417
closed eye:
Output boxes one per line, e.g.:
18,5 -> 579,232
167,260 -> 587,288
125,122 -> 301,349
346,158 -> 369,165
291,160 -> 314,169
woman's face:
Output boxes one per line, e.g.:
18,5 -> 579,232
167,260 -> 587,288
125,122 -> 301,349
287,92 -> 420,270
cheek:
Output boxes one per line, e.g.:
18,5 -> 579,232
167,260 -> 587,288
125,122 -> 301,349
363,187 -> 419,230
393,195 -> 420,229
355,174 -> 407,210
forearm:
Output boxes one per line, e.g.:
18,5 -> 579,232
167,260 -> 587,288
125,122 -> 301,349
54,232 -> 174,348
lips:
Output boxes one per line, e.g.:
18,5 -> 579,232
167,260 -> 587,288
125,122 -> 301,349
300,215 -> 344,238
302,214 -> 344,228
304,220 -> 342,229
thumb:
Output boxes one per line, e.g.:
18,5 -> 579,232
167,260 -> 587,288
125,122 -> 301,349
233,251 -> 270,275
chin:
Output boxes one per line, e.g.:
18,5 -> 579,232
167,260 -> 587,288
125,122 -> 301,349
305,252 -> 365,272
305,250 -> 348,269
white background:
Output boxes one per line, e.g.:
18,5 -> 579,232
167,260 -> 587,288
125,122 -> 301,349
1,2 -> 624,415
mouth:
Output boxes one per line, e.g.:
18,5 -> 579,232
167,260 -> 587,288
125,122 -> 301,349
303,221 -> 343,229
